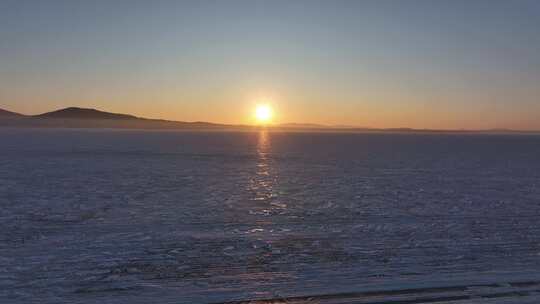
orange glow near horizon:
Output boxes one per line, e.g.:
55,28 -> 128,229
2,1 -> 540,131
3,89 -> 540,130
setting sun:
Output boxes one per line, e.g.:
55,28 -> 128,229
255,104 -> 273,124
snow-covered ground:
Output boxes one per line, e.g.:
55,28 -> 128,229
2,129 -> 540,303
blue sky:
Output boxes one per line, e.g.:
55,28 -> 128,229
1,0 -> 539,129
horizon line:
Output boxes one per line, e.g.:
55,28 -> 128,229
2,105 -> 540,133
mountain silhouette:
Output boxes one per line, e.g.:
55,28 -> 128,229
0,106 -> 537,133
35,107 -> 138,120
0,108 -> 24,117
0,106 -> 228,130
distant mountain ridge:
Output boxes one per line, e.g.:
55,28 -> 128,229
0,108 -> 24,117
0,106 -> 539,133
0,106 -> 230,130
278,122 -> 367,129
34,107 -> 139,120
278,123 -> 329,128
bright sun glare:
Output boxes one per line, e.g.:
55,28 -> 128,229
255,104 -> 273,124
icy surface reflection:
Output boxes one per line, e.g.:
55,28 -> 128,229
2,130 -> 540,303
247,131 -> 286,218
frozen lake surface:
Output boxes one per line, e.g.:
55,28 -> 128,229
2,129 -> 540,303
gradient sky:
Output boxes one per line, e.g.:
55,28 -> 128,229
1,0 -> 540,129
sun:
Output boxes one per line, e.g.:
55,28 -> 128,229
254,104 -> 273,124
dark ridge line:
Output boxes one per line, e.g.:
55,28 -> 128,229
2,106 -> 540,133
0,108 -> 24,116
210,281 -> 540,304
34,107 -> 139,120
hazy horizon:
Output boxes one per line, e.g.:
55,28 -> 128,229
2,0 -> 540,129
3,105 -> 540,131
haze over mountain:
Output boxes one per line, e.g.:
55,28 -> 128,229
35,107 -> 139,120
0,106 -> 373,130
279,123 -> 368,129
0,106 -> 538,133
0,106 -> 228,130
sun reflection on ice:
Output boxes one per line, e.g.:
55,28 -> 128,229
247,131 -> 287,220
